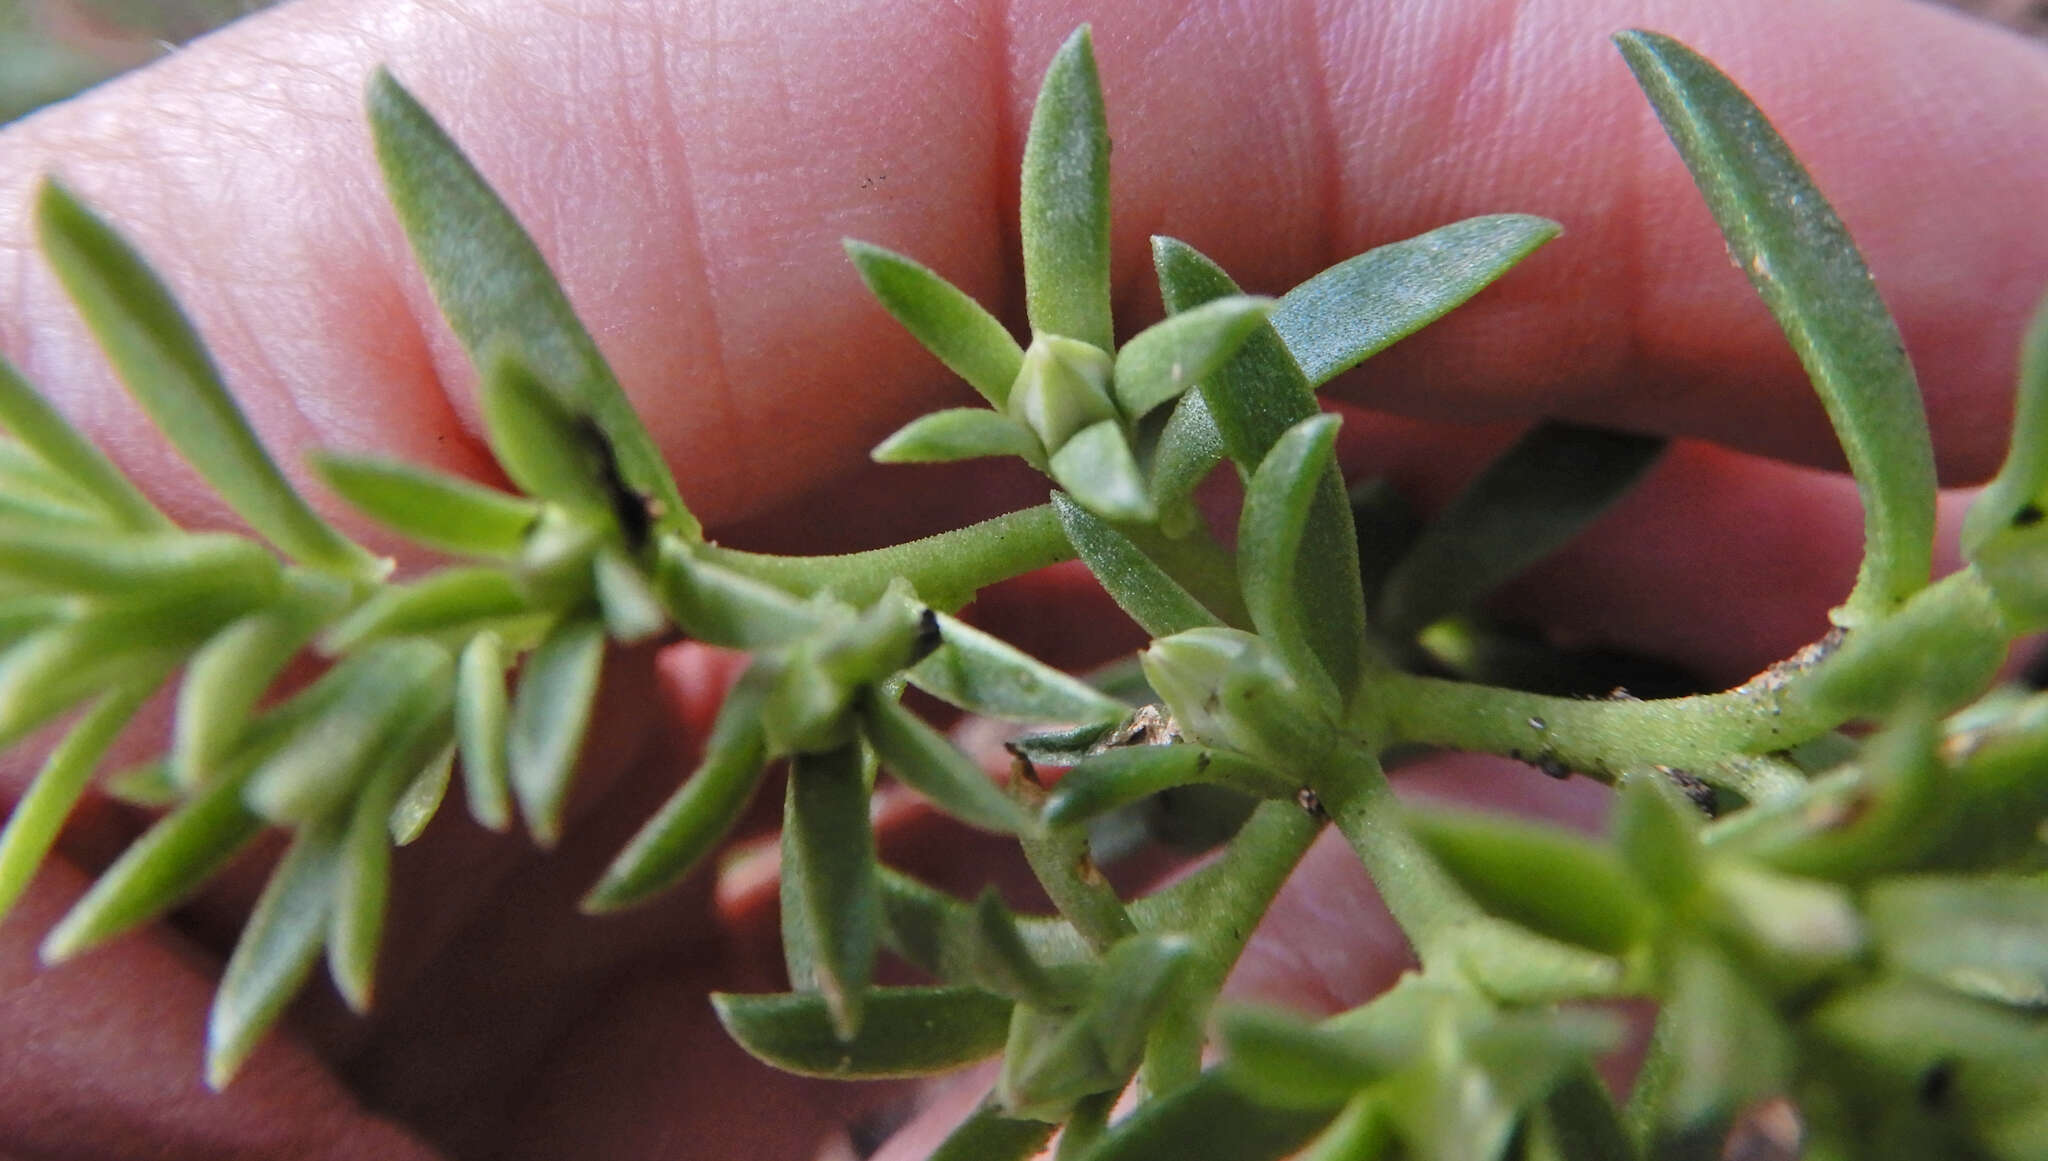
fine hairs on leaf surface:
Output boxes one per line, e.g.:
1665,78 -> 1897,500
2,17 -> 2047,1161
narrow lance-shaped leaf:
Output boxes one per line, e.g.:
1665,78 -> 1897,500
1020,26 -> 1113,353
330,716 -> 449,1014
1000,933 -> 1194,1118
242,640 -> 456,825
1050,419 -> 1155,523
782,744 -> 881,1040
34,181 -> 385,580
1967,287 -> 2048,555
1238,414 -> 1355,705
1154,239 -> 1365,697
40,694 -> 322,963
859,692 -> 1035,835
1407,806 -> 1652,956
653,539 -> 831,649
1271,215 -> 1560,387
1375,422 -> 1666,640
0,354 -> 168,532
476,346 -> 621,517
206,812 -> 346,1090
173,575 -> 350,789
1053,492 -> 1221,636
310,450 -> 539,559
389,741 -> 455,846
1867,875 -> 2048,1008
592,548 -> 667,643
872,409 -> 1043,467
1616,30 -> 1935,625
0,528 -> 281,598
454,631 -> 514,832
1113,295 -> 1276,420
582,665 -> 774,913
967,888 -> 1072,1009
1075,1069 -> 1336,1161
1219,1006 -> 1391,1111
1042,744 -> 1292,828
906,609 -> 1129,725
0,684 -> 150,924
507,615 -> 607,847
367,72 -> 693,539
927,1100 -> 1060,1161
712,986 -> 1012,1079
845,240 -> 1025,407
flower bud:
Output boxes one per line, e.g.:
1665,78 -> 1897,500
1007,333 -> 1117,452
1141,627 -> 1333,767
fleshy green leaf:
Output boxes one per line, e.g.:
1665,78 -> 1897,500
1112,295 -> 1275,420
242,640 -> 455,825
34,181 -> 384,580
872,408 -> 1043,466
1615,30 -> 1935,625
581,666 -> 772,912
712,986 -> 1012,1079
103,758 -> 180,808
172,576 -> 349,789
206,812 -> 346,1089
1043,744 -> 1290,828
1408,806 -> 1651,956
454,631 -> 514,832
1219,1006 -> 1389,1111
845,240 -> 1025,407
1237,414 -> 1355,703
322,566 -> 530,654
389,741 -> 455,846
310,451 -> 538,558
1020,27 -> 1113,354
1148,387 -> 1227,507
1152,238 -> 1363,697
475,345 -> 621,517
329,745 -> 415,1014
1053,492 -> 1221,636
1375,422 -> 1666,639
507,615 -> 606,846
1659,941 -> 1792,1133
1868,875 -> 2048,1008
928,1100 -> 1060,1161
591,548 -> 667,643
653,539 -> 830,648
1965,287 -> 2048,558
1076,1070 -> 1334,1161
906,610 -> 1128,726
1270,215 -> 1560,387
0,591 -> 261,751
781,745 -> 881,1039
1049,419 -> 1155,524
366,71 -> 693,539
964,888 -> 1072,1009
0,354 -> 168,532
859,693 -> 1035,834
999,933 -> 1193,1118
1614,773 -> 1704,909
42,781 -> 261,962
0,528 -> 281,599
0,684 -> 149,924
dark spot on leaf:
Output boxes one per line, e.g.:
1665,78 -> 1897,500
571,413 -> 653,549
1534,752 -> 1571,780
2015,504 -> 2044,529
1917,1060 -> 1956,1109
1295,788 -> 1326,818
911,609 -> 943,663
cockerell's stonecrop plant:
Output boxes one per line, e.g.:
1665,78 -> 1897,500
1,21 -> 2044,1161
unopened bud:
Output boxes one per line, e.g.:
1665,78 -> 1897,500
1007,333 -> 1117,452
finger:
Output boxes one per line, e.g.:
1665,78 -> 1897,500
0,855 -> 444,1161
1,0 -> 2042,545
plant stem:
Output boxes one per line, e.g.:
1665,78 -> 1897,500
1137,798 -> 1324,1094
1371,672 -> 1827,781
1308,741 -> 1483,967
698,504 -> 1071,611
1010,774 -> 1137,954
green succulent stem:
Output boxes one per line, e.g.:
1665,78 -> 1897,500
695,503 -> 1071,611
1307,741 -> 1486,968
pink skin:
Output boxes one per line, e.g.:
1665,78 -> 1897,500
0,0 -> 2044,1157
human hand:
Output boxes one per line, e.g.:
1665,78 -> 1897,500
2,0 -> 2045,1158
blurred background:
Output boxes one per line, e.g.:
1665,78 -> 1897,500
1,0 -> 2044,127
